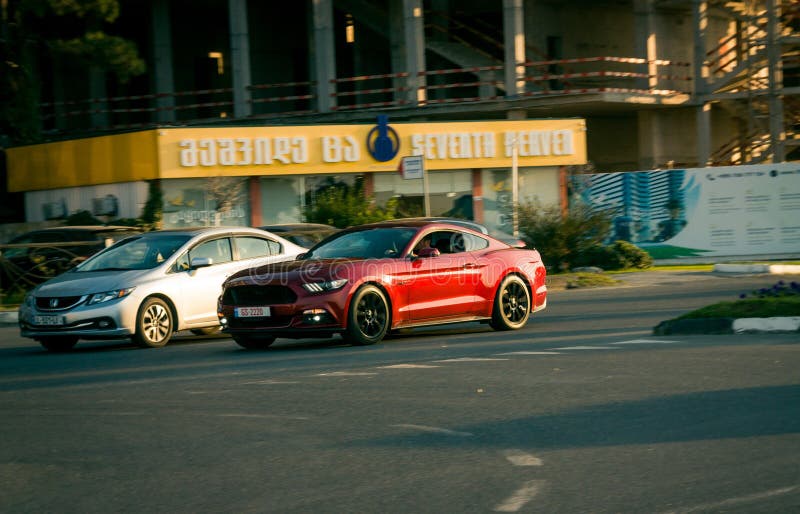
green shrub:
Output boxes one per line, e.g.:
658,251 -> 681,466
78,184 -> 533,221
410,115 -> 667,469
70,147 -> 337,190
518,200 -> 613,271
612,240 -> 653,269
304,177 -> 397,228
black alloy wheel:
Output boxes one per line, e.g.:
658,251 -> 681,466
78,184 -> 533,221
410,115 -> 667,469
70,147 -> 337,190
345,285 -> 389,345
490,275 -> 531,330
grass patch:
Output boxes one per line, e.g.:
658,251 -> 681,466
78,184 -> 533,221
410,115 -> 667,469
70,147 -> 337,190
565,273 -> 619,289
677,297 -> 800,320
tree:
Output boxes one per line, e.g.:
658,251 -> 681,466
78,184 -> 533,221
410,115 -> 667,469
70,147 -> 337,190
305,177 -> 397,228
518,199 -> 613,271
0,0 -> 145,145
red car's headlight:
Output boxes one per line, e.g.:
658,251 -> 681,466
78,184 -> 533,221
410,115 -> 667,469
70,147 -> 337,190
302,278 -> 348,293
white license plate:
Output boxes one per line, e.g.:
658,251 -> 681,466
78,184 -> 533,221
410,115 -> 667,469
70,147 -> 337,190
34,315 -> 64,326
235,306 -> 271,318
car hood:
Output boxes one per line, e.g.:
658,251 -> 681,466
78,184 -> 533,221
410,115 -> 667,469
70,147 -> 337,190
227,258 -> 363,286
33,269 -> 155,296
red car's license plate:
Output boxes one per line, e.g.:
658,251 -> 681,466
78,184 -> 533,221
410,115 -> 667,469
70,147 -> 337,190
235,306 -> 271,318
34,315 -> 64,326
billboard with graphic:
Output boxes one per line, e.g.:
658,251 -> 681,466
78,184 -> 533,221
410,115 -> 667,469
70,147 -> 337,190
570,163 -> 800,259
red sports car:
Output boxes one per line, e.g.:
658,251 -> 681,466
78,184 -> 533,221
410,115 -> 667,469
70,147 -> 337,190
217,220 -> 547,349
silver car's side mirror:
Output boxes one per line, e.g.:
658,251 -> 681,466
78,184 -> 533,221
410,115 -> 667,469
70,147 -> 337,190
190,257 -> 213,269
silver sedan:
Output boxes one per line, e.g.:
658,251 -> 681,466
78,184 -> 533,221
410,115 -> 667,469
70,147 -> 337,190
19,227 -> 306,351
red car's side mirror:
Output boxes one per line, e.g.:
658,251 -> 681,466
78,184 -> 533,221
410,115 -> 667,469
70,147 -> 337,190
416,247 -> 440,258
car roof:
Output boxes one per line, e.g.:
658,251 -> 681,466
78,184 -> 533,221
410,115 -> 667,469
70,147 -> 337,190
368,218 -> 489,233
139,226 -> 277,237
348,219 -> 486,234
259,223 -> 336,232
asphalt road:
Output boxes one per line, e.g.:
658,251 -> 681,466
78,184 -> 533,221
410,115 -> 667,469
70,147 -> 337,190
0,271 -> 798,513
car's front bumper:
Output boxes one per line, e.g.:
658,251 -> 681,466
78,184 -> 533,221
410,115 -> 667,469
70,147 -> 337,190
19,295 -> 139,340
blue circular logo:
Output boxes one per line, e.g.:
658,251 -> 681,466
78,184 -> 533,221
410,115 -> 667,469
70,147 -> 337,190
367,115 -> 400,162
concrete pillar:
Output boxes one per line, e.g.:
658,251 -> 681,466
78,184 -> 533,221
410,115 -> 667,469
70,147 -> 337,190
692,0 -> 711,166
152,0 -> 176,123
634,0 -> 658,90
767,0 -> 785,162
503,0 -> 526,98
403,0 -> 426,105
389,1 -> 405,104
312,0 -> 337,112
229,0 -> 252,118
89,67 -> 109,128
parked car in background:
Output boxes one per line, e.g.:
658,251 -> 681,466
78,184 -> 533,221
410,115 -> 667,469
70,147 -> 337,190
259,223 -> 339,248
0,226 -> 143,290
18,227 -> 306,351
219,219 -> 547,349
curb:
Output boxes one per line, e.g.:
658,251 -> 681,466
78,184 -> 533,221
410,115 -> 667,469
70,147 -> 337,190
654,316 -> 800,335
0,310 -> 18,325
713,263 -> 800,274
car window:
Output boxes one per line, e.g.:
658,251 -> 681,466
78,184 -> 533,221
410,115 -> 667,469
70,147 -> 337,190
235,236 -> 281,260
189,238 -> 232,265
173,252 -> 190,272
463,233 -> 489,251
33,232 -> 67,243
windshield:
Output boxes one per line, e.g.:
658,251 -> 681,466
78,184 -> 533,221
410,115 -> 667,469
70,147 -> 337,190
75,235 -> 192,272
302,228 -> 417,260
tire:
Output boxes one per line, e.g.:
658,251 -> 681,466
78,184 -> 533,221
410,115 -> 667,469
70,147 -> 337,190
490,275 -> 531,331
344,285 -> 389,346
133,297 -> 173,348
190,326 -> 222,336
232,335 -> 276,350
38,336 -> 78,352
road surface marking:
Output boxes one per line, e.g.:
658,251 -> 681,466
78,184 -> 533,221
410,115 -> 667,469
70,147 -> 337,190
378,364 -> 440,369
494,480 -> 546,512
316,371 -> 379,376
551,346 -> 622,350
610,339 -> 678,345
218,413 -> 310,420
660,485 -> 799,513
502,449 -> 543,466
240,379 -> 300,385
496,351 -> 561,355
391,424 -> 474,437
434,357 -> 510,362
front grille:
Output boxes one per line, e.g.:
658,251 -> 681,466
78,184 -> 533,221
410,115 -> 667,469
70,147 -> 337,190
36,295 -> 85,311
223,285 -> 297,306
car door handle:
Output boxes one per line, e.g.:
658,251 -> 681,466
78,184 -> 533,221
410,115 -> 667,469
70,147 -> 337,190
463,263 -> 477,269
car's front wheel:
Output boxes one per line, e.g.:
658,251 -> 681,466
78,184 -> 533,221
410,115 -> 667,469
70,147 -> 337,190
490,275 -> 531,331
38,336 -> 78,352
344,285 -> 389,345
232,335 -> 276,350
133,297 -> 173,348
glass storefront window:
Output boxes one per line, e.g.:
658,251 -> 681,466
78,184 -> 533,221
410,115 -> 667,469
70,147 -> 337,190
259,174 -> 362,225
481,166 -> 560,233
373,170 -> 472,218
161,178 -> 250,228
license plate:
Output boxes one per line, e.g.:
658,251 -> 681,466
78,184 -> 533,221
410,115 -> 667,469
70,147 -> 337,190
34,315 -> 64,326
235,306 -> 271,318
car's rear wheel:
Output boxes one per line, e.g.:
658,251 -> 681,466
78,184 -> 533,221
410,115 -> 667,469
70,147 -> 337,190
190,326 -> 222,336
490,275 -> 531,331
38,336 -> 78,352
232,335 -> 276,350
344,285 -> 389,345
133,297 -> 173,348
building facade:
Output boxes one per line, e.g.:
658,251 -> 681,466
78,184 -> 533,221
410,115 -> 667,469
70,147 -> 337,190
3,0 -> 798,227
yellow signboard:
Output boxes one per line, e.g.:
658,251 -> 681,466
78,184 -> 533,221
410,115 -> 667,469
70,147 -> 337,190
157,119 -> 587,178
7,131 -> 159,192
7,119 -> 586,191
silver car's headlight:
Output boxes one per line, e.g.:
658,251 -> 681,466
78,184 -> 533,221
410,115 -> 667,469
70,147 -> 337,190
302,279 -> 348,293
87,287 -> 136,305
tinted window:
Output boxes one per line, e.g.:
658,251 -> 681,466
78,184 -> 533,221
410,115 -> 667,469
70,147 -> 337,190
190,238 -> 232,265
235,236 -> 280,260
463,233 -> 489,251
